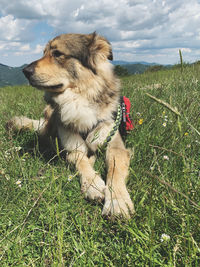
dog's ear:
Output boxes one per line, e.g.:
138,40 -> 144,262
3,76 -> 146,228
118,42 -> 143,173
88,32 -> 113,61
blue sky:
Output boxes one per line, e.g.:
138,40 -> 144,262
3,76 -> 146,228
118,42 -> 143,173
1,0 -> 200,66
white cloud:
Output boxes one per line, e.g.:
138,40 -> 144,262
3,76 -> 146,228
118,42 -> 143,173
0,15 -> 31,41
20,44 -> 31,51
0,0 -> 200,65
0,1 -> 47,19
9,42 -> 21,47
33,44 -> 44,54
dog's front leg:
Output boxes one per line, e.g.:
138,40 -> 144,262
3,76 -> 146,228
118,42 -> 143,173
58,126 -> 105,200
102,132 -> 135,218
6,104 -> 54,136
67,151 -> 105,200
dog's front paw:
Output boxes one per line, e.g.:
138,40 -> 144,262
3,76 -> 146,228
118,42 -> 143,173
6,116 -> 34,131
6,116 -> 21,131
81,175 -> 105,201
102,186 -> 135,218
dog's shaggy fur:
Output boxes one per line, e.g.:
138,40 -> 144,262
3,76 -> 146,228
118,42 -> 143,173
8,32 -> 134,218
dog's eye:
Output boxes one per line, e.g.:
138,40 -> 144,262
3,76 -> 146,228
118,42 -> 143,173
53,50 -> 64,58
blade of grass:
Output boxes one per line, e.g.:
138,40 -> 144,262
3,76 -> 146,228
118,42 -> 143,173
146,92 -> 181,116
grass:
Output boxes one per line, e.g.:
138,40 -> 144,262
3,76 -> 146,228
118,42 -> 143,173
0,64 -> 200,266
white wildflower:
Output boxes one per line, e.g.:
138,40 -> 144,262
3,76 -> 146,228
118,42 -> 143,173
16,180 -> 22,188
14,146 -> 22,152
160,233 -> 170,242
164,116 -> 168,121
68,175 -> 73,182
163,155 -> 169,161
162,122 -> 167,127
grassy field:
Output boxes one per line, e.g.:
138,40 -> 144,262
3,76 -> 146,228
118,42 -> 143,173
0,65 -> 199,266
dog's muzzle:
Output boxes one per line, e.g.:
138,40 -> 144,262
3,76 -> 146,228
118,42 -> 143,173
23,61 -> 37,80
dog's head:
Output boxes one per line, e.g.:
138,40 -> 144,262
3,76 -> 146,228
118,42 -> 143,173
23,32 -> 113,92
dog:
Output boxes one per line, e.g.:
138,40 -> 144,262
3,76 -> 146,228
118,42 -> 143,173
8,32 -> 134,218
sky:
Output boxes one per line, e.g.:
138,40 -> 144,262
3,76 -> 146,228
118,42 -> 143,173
1,0 -> 200,67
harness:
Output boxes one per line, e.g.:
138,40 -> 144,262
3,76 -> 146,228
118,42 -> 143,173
79,108 -> 121,143
103,103 -> 122,146
45,92 -> 134,147
103,96 -> 134,147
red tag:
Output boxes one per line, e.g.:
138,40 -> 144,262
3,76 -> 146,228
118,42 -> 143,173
123,96 -> 134,131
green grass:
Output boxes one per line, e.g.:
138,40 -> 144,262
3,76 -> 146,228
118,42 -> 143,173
0,65 -> 200,266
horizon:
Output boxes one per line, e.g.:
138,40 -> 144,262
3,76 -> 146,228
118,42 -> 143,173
0,59 -> 188,68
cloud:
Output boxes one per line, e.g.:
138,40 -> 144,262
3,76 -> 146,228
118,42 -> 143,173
19,44 -> 31,51
0,15 -> 29,41
0,1 -> 47,20
1,0 -> 200,65
33,44 -> 44,54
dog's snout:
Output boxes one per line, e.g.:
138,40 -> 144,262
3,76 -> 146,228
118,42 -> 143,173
23,62 -> 37,79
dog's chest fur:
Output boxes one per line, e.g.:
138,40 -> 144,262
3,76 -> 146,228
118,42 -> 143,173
45,90 -> 115,133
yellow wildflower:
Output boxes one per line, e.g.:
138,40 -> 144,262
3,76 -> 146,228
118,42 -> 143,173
138,119 -> 144,125
184,132 -> 189,136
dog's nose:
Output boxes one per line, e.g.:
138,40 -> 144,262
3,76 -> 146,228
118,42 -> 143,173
23,62 -> 36,79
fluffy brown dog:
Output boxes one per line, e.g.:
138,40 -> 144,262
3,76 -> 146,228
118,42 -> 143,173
8,32 -> 134,218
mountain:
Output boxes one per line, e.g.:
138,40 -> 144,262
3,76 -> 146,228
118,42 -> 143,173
122,63 -> 150,74
112,61 -> 162,74
0,64 -> 28,87
112,60 -> 158,66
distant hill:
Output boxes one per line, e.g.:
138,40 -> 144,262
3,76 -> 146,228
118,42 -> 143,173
0,64 -> 28,87
112,61 -> 161,75
122,63 -> 150,74
112,60 -> 158,66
